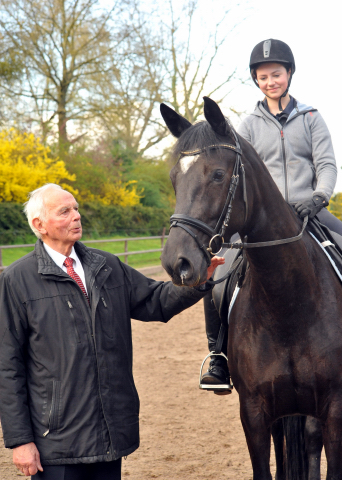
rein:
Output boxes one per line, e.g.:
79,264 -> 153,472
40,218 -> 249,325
169,128 -> 308,283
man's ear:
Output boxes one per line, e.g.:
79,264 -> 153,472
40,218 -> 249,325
32,217 -> 47,236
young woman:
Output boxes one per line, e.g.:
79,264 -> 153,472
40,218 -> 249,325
201,39 -> 340,391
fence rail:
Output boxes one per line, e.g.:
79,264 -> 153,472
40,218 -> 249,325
0,230 -> 168,272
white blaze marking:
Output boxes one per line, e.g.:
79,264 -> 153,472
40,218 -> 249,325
179,155 -> 199,174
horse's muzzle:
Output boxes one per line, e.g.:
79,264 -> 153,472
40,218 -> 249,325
161,249 -> 206,287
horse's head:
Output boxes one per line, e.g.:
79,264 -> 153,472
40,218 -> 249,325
160,97 -> 248,287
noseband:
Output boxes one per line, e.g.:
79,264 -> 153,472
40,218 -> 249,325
169,128 -> 308,282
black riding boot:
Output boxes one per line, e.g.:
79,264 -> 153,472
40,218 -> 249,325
200,290 -> 231,391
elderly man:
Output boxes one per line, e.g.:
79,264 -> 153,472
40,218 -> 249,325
0,184 -> 223,480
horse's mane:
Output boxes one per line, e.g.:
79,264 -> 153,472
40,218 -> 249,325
172,119 -> 234,158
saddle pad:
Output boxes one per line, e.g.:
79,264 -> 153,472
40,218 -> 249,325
310,232 -> 342,283
228,285 -> 240,324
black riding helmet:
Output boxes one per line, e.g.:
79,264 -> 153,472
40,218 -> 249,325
250,39 -> 295,111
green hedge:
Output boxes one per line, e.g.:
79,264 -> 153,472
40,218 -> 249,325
0,203 -> 35,244
79,202 -> 173,237
0,202 -> 173,244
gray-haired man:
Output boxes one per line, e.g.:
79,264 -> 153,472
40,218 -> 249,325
0,184 -> 223,479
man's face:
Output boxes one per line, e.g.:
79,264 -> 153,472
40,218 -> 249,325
40,190 -> 82,248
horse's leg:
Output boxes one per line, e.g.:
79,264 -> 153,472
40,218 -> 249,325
304,417 -> 323,480
271,419 -> 286,480
323,402 -> 342,480
240,400 -> 272,480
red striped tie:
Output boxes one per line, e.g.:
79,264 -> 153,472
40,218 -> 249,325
63,257 -> 89,304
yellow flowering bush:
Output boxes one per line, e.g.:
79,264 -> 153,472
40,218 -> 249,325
328,192 -> 342,220
76,180 -> 142,207
0,129 -> 77,202
99,180 -> 142,206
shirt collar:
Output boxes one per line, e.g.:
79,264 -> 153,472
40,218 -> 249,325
43,243 -> 80,270
262,95 -> 295,116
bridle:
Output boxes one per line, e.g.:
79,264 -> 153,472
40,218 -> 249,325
169,128 -> 308,284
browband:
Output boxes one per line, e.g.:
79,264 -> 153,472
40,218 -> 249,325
180,144 -> 241,156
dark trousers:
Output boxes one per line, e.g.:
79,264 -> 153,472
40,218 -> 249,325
317,207 -> 342,236
32,459 -> 121,480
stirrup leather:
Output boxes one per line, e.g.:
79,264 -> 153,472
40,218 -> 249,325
199,352 -> 234,392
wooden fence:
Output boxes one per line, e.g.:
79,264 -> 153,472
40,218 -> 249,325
0,230 -> 167,273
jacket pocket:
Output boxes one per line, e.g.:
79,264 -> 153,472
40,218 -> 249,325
43,380 -> 61,437
66,299 -> 80,343
99,290 -> 114,339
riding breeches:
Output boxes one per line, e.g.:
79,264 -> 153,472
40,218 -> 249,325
204,291 -> 227,355
317,208 -> 342,236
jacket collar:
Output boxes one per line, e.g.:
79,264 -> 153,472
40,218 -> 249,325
35,239 -> 106,276
252,99 -> 316,123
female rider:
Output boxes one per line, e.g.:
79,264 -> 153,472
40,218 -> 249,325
201,38 -> 340,392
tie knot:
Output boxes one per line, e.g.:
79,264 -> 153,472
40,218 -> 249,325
64,257 -> 74,268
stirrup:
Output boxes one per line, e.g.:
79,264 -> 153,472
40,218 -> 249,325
199,351 -> 233,393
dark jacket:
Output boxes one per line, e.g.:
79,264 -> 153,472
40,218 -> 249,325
0,240 -> 206,465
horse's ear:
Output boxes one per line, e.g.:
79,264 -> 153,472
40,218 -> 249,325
160,103 -> 192,138
203,96 -> 229,137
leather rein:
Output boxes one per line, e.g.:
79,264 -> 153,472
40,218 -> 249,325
169,128 -> 308,284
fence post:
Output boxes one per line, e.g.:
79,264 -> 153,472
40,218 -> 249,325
161,227 -> 166,249
124,240 -> 128,264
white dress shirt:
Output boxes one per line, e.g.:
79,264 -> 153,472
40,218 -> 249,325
43,243 -> 88,294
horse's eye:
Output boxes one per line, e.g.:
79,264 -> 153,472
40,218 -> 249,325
213,170 -> 225,182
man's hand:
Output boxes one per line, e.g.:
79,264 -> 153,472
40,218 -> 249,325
13,442 -> 43,477
207,255 -> 225,280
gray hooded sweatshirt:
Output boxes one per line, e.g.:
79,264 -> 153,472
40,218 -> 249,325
237,100 -> 337,204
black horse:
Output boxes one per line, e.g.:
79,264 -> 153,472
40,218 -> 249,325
160,97 -> 342,480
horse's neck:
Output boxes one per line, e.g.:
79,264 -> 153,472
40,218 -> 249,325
239,176 -> 317,308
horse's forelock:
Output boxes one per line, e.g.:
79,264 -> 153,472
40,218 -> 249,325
172,120 -> 230,159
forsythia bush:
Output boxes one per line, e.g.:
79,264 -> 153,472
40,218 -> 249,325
0,129 -> 77,202
75,179 -> 142,207
100,180 -> 142,206
328,192 -> 342,220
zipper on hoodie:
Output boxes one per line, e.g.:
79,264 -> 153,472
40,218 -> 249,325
280,130 -> 289,202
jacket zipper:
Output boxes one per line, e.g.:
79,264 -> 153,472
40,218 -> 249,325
43,380 -> 61,437
280,130 -> 288,202
89,263 -> 114,456
67,300 -> 80,343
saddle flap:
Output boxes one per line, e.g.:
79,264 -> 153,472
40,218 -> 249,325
212,246 -> 243,320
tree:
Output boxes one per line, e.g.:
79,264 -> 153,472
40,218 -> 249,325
0,0 -> 245,157
78,0 -> 246,156
86,10 -> 167,156
164,0 -> 243,123
0,129 -> 77,202
0,0 -> 131,151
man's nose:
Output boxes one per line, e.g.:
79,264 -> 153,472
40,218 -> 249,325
73,210 -> 81,221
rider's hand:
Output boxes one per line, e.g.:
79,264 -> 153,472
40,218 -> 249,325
207,255 -> 225,280
13,442 -> 43,477
295,194 -> 327,219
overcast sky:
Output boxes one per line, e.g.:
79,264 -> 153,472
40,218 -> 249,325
218,0 -> 342,192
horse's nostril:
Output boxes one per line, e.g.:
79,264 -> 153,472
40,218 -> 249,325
179,258 -> 191,283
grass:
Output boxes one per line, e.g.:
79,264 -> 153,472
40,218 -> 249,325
0,237 -> 165,269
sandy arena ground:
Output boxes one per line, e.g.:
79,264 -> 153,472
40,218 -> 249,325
0,271 -> 327,479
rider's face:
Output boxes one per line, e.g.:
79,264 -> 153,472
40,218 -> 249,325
255,63 -> 291,99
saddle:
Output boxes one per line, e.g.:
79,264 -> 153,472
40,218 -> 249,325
212,217 -> 342,322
